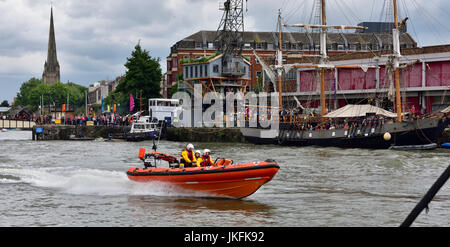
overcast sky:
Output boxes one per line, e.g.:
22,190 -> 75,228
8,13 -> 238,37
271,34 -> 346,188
1,0 -> 450,103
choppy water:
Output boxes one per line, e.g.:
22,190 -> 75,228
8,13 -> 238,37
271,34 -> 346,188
0,130 -> 449,226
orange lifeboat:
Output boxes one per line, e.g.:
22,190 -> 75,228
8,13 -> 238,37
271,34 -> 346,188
127,148 -> 280,199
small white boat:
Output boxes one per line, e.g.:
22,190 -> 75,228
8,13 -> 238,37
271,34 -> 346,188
129,116 -> 158,134
124,116 -> 160,142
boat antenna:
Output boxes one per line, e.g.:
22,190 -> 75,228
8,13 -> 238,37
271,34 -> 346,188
152,120 -> 165,152
152,136 -> 157,152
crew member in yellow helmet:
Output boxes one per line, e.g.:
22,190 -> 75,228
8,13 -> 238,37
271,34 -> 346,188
180,143 -> 196,168
197,149 -> 214,167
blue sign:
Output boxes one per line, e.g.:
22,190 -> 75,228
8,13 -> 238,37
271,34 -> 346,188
36,128 -> 43,134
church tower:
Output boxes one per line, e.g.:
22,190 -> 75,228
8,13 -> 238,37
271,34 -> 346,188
42,7 -> 60,85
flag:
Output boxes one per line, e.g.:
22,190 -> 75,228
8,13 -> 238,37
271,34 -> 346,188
333,78 -> 337,101
129,93 -> 135,112
107,104 -> 110,113
62,104 -> 66,113
101,97 -> 104,113
113,104 -> 117,113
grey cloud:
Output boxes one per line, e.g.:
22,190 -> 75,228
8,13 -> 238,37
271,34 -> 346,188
1,0 -> 450,103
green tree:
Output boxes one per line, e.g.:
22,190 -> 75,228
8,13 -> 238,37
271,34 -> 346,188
14,78 -> 87,112
114,43 -> 162,110
14,77 -> 43,107
0,100 -> 9,107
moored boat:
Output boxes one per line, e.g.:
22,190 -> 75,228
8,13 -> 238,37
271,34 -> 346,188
240,0 -> 450,150
127,149 -> 280,199
110,116 -> 160,142
241,113 -> 449,149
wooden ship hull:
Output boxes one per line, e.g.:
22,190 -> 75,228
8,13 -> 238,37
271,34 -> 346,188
241,116 -> 449,149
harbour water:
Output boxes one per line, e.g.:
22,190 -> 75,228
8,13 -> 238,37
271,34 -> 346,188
0,130 -> 449,226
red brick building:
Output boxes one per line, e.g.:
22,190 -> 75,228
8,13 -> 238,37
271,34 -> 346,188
166,30 -> 417,98
163,30 -> 450,113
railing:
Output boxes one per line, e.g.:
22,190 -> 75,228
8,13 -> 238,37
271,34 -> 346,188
0,119 -> 36,130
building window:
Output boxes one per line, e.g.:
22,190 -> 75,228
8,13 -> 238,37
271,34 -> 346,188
372,44 -> 379,51
208,42 -> 214,49
361,44 -> 368,51
213,65 -> 219,73
303,44 -> 310,50
185,67 -> 189,78
256,43 -> 263,50
190,66 -> 193,78
200,65 -> 203,77
285,69 -> 297,80
267,43 -> 274,50
195,43 -> 202,49
349,44 -> 356,51
291,43 -> 297,50
183,55 -> 189,59
173,58 -> 177,66
194,66 -> 198,77
282,43 -> 288,50
204,65 -> 208,76
338,44 -> 344,51
244,43 -> 251,49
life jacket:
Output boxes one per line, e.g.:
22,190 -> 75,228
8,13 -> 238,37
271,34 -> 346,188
200,155 -> 213,167
180,148 -> 195,163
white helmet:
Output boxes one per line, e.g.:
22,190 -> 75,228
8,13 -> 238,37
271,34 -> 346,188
186,143 -> 194,151
195,150 -> 201,155
203,149 -> 211,155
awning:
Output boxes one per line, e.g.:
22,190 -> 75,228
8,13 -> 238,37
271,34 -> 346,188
324,104 -> 398,118
441,105 -> 450,113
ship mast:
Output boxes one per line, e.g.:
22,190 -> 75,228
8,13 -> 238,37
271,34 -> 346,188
277,10 -> 283,109
392,0 -> 403,122
284,0 -> 365,117
319,0 -> 327,116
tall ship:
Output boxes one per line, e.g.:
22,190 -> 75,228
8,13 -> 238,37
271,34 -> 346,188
240,0 -> 449,149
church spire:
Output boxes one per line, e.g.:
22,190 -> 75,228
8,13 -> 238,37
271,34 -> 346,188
42,6 -> 60,85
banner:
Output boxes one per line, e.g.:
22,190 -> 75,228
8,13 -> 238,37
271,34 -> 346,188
62,104 -> 66,113
113,104 -> 117,113
130,93 -> 135,112
101,97 -> 104,113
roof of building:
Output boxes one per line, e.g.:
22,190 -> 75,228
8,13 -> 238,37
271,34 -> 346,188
172,30 -> 417,51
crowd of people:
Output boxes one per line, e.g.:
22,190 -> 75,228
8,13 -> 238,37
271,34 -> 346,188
34,114 -> 137,127
1,114 -> 37,121
295,116 -> 387,131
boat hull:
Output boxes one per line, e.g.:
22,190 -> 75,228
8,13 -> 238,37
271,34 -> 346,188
127,161 -> 279,199
241,116 -> 449,149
